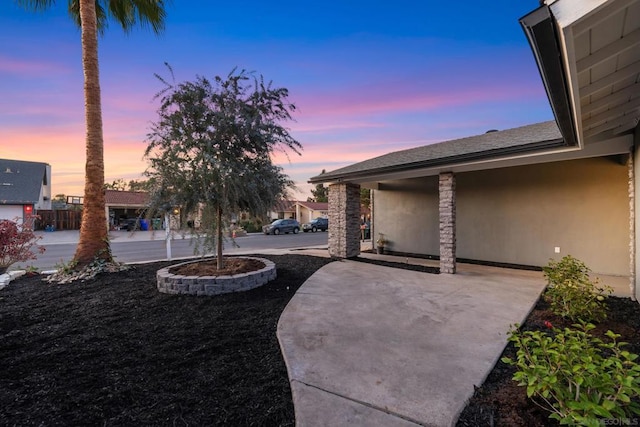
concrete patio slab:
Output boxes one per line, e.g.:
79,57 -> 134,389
277,260 -> 547,426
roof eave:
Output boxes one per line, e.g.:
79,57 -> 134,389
520,5 -> 580,148
309,138 -> 565,184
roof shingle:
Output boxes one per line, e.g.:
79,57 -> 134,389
310,121 -> 562,182
104,190 -> 149,206
0,159 -> 49,204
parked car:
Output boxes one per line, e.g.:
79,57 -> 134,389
302,217 -> 329,233
263,219 -> 300,235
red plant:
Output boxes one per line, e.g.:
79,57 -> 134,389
0,216 -> 45,274
543,320 -> 554,329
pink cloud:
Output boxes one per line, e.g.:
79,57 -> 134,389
0,55 -> 69,76
294,80 -> 544,119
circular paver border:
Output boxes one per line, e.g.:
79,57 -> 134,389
156,256 -> 276,296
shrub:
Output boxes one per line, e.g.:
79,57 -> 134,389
542,255 -> 612,322
0,217 -> 45,274
503,322 -> 640,426
239,219 -> 263,233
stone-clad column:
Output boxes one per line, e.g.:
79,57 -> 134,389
439,172 -> 456,274
328,183 -> 361,258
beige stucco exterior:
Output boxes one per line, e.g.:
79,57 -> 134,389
373,157 -> 629,276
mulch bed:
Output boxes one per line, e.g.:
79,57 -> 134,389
0,254 -> 333,426
456,295 -> 640,426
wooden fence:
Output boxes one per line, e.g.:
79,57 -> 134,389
35,210 -> 82,230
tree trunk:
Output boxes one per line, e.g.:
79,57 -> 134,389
73,0 -> 111,267
216,205 -> 224,270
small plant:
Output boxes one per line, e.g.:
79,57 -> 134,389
24,265 -> 40,276
46,256 -> 129,284
542,255 -> 612,322
47,248 -> 129,284
503,322 -> 640,426
376,233 -> 387,247
0,217 -> 45,274
53,258 -> 79,276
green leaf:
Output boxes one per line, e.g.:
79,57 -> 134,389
601,399 -> 615,411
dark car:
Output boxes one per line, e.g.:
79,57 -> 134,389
302,217 -> 329,232
262,219 -> 300,235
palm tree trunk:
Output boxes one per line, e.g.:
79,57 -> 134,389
73,0 -> 111,267
216,205 -> 224,270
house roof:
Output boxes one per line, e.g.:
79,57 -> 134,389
296,201 -> 328,211
271,199 -> 296,212
521,0 -> 640,147
310,121 -> 563,183
0,158 -> 49,205
104,190 -> 149,206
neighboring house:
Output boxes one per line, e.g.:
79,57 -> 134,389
268,200 -> 329,224
295,201 -> 328,224
0,159 -> 52,222
105,190 -> 150,229
310,0 -> 640,302
269,200 -> 296,221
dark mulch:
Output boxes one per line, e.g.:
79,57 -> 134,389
170,257 -> 266,276
0,254 -> 333,427
456,296 -> 640,427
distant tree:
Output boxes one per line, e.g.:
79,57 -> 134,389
128,179 -> 154,192
51,194 -> 68,210
309,170 -> 328,203
144,66 -> 302,269
103,178 -> 127,191
360,188 -> 371,210
103,178 -> 153,192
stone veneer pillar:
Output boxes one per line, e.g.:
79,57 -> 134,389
439,172 -> 456,274
629,151 -> 636,300
328,183 -> 361,258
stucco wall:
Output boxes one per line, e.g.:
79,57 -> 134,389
373,177 -> 440,255
373,157 -> 629,276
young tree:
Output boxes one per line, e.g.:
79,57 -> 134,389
144,66 -> 302,269
16,1 -> 167,268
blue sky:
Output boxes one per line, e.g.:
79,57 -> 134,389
0,0 -> 551,198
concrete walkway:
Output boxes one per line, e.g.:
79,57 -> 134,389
277,260 -> 547,426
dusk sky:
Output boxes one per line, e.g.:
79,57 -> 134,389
0,0 -> 553,200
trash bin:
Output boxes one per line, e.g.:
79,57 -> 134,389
140,219 -> 148,231
152,218 -> 162,230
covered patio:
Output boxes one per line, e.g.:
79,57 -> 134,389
310,0 -> 640,302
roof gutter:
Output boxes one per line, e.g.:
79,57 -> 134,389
520,5 -> 579,148
309,137 -> 564,183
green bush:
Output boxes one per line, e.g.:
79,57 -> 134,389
503,322 -> 640,426
542,255 -> 612,322
239,219 -> 263,233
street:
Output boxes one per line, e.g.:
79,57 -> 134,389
21,231 -> 329,272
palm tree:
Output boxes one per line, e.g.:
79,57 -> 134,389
16,1 -> 167,267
